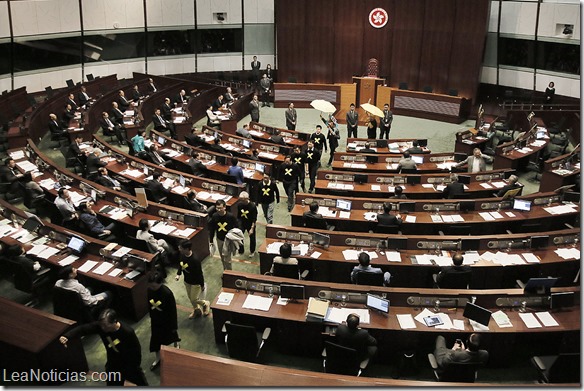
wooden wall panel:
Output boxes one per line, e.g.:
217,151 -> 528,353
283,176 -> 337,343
332,0 -> 365,83
304,0 -> 335,84
361,0 -> 393,82
275,0 -> 307,83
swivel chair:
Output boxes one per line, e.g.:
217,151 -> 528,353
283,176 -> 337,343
222,321 -> 271,363
322,341 -> 370,376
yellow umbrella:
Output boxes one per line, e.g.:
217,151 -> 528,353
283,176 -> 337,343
360,102 -> 384,117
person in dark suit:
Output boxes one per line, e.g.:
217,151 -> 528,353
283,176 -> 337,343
251,55 -> 261,86
279,155 -> 300,212
61,104 -> 75,125
152,108 -> 176,139
109,102 -> 125,126
78,86 -> 92,107
302,201 -> 328,230
148,144 -> 172,167
6,243 -> 44,276
207,138 -> 227,155
48,113 -> 68,139
269,129 -> 285,145
184,127 -> 204,147
366,112 -> 377,139
259,74 -> 271,107
0,158 -> 24,194
66,93 -> 79,111
433,333 -> 488,370
285,103 -> 297,130
224,87 -> 236,105
85,148 -> 107,177
161,98 -> 173,121
360,142 -> 375,154
249,95 -> 260,123
346,103 -> 359,140
68,135 -> 85,159
173,89 -> 187,107
406,140 -> 424,154
96,167 -> 127,193
376,202 -> 402,227
212,95 -> 225,111
131,84 -> 142,102
397,151 -> 417,172
184,190 -> 206,213
117,90 -> 131,112
188,151 -> 208,177
322,114 -> 340,166
435,254 -> 472,286
442,174 -> 465,199
99,111 -> 125,145
78,201 -> 117,241
146,78 -> 157,94
379,103 -> 393,139
390,185 -> 407,199
544,81 -> 555,108
335,313 -> 378,362
147,172 -> 174,203
497,175 -> 521,197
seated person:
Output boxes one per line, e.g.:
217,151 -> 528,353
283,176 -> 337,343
397,151 -> 417,172
137,218 -> 172,255
78,86 -> 93,107
435,253 -> 471,286
336,313 -> 378,362
152,108 -> 177,139
269,242 -> 298,274
442,174 -> 465,199
269,129 -> 286,145
131,129 -> 146,154
303,201 -> 328,230
360,142 -> 376,154
376,202 -> 402,227
99,111 -> 125,145
85,148 -> 107,178
188,152 -> 208,177
497,175 -> 521,197
131,84 -> 142,102
236,124 -> 253,139
62,103 -> 75,124
148,144 -> 172,167
184,127 -> 204,146
224,87 -> 237,104
66,93 -> 79,111
78,201 -> 117,241
207,137 -> 227,155
249,149 -> 260,161
55,188 -> 79,227
206,104 -> 221,127
433,333 -> 488,370
227,157 -> 244,185
69,135 -> 87,160
161,98 -> 173,122
0,157 -> 24,195
96,167 -> 125,193
406,140 -> 424,154
184,190 -> 206,213
109,102 -> 125,126
147,172 -> 173,203
6,243 -> 43,275
48,113 -> 68,139
117,90 -> 131,112
212,94 -> 225,111
350,252 -> 390,285
55,265 -> 111,310
390,185 -> 407,199
22,172 -> 44,199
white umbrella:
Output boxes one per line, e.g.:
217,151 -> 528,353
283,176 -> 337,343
360,102 -> 384,118
310,99 -> 336,113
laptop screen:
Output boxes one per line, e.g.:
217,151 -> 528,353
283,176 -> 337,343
513,199 -> 531,211
336,199 -> 352,211
157,136 -> 166,145
67,236 -> 87,254
255,162 -> 265,173
179,175 -> 185,188
242,139 -> 252,148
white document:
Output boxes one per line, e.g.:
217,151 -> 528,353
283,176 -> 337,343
469,319 -> 489,331
58,255 -> 79,266
172,185 -> 190,195
37,247 -> 60,259
342,249 -> 360,261
339,211 -> 351,219
414,308 -> 435,325
441,215 -> 453,223
266,242 -> 284,254
310,251 -> 322,259
108,268 -> 123,277
363,212 -> 377,222
371,185 -> 382,191
325,308 -> 370,325
422,184 -> 434,189
175,228 -> 196,237
414,255 -> 434,265
216,292 -> 235,306
78,260 -> 98,273
451,214 -> 465,222
276,297 -> 289,305
479,212 -> 495,221
405,215 -> 416,223
150,223 -> 177,235
462,252 -> 480,264
435,313 -> 454,330
10,151 -> 25,159
112,246 -> 132,258
491,310 -> 513,328
396,314 -> 417,329
434,256 -> 453,267
491,181 -> 506,188
505,211 -> 516,217
555,248 -> 580,260
430,215 -> 443,223
452,319 -> 465,330
535,312 -> 559,327
490,211 -> 504,219
385,251 -> 402,262
242,295 -> 273,311
518,312 -> 542,328
27,244 -> 48,256
521,253 -> 540,263
92,262 -> 114,275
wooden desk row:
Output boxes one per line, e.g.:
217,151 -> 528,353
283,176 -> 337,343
93,134 -> 242,209
0,198 -> 153,320
540,150 -> 580,193
331,151 -> 465,173
258,224 -> 580,288
315,168 -> 517,199
220,120 -> 308,149
212,271 -> 579,365
346,137 -> 430,154
249,120 -> 310,142
493,118 -> 550,171
454,128 -> 491,155
389,88 -> 471,123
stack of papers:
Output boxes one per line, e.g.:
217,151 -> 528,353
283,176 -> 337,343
396,314 -> 417,329
266,242 -> 284,254
363,212 -> 377,222
150,223 -> 177,235
339,211 -> 351,219
371,185 -> 382,191
15,160 -> 38,173
437,162 -> 457,170
78,260 -> 98,273
517,312 -> 559,329
319,207 -> 337,218
216,292 -> 234,306
58,255 -> 79,266
544,205 -> 577,215
93,262 -> 114,275
555,247 -> 580,260
242,295 -> 273,311
386,164 -> 398,170
342,249 -> 360,261
172,185 -> 190,195
10,151 -> 26,160
491,181 -> 507,188
491,310 -> 513,328
258,152 -> 278,159
161,149 -> 180,157
405,215 -> 416,223
385,251 -> 402,262
480,182 -> 493,189
122,169 -> 144,178
306,297 -> 330,322
325,308 -> 370,324
39,178 -> 56,189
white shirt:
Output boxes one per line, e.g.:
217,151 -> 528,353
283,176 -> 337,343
55,279 -> 100,306
471,158 -> 481,173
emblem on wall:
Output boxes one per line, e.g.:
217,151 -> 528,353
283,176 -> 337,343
369,8 -> 388,28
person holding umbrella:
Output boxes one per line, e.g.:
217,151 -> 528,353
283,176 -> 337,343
321,113 -> 340,167
360,102 -> 384,140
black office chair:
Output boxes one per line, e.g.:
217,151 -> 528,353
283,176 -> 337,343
374,224 -> 400,234
441,225 -> 472,236
0,182 -> 23,203
271,262 -> 309,280
399,168 -> 418,174
303,215 -> 328,230
322,341 -> 370,376
52,286 -> 95,324
66,79 -> 75,88
433,270 -> 472,289
86,73 -> 94,82
222,321 -> 271,363
144,186 -> 168,204
354,271 -> 385,287
423,86 -> 433,93
531,353 -> 580,383
124,234 -> 151,253
428,352 -> 488,382
11,262 -> 53,307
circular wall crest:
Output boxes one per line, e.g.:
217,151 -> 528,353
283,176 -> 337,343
369,8 -> 388,28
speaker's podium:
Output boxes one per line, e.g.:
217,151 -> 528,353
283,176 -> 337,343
353,76 -> 385,106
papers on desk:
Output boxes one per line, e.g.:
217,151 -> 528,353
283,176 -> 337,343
430,215 -> 442,223
386,164 -> 398,170
535,312 -> 559,327
530,140 -> 547,147
10,150 -> 26,160
339,211 -> 351,219
243,169 -> 254,178
342,249 -> 360,261
544,204 -> 577,215
363,212 -> 377,222
462,251 -> 480,264
522,253 -> 540,263
16,160 -> 38,173
469,319 -> 489,331
437,162 -> 457,170
388,142 -> 400,150
433,255 -> 455,267
150,222 -> 177,235
112,246 -> 132,258
505,211 -> 516,217
161,148 -> 180,157
27,244 -> 48,256
266,241 -> 284,254
173,116 -> 186,123
92,262 -> 114,275
293,244 -> 309,256
39,178 -> 56,190
555,247 -> 580,260
0,225 -> 18,238
328,182 -> 354,190
110,209 -> 129,221
12,229 -> 36,243
175,228 -> 196,238
371,185 -> 381,191
414,308 -> 435,325
242,294 -> 273,312
249,130 -> 264,137
422,184 -> 435,189
404,215 -> 416,223
397,314 -> 417,329
58,255 -> 79,266
491,252 -> 525,266
489,211 -> 504,219
350,163 -> 368,169
125,110 -> 135,116
197,191 -> 211,200
36,246 -> 60,259
518,312 -> 542,328
162,178 -> 175,189
325,308 -> 370,325
452,319 -> 465,331
480,182 -> 493,189
385,251 -> 402,262
108,268 -> 123,277
258,152 -> 278,159
310,251 -> 322,259
412,255 -> 436,265
216,292 -> 234,306
122,169 -> 144,178
491,181 -> 506,188
515,147 -> 533,154
491,310 -> 513,328
78,260 -> 98,273
436,185 -> 446,192
479,212 -> 495,221
318,206 -> 337,218
69,191 -> 89,207
172,185 -> 190,195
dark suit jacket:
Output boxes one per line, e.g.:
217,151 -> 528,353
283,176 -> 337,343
152,114 -> 169,131
118,96 -> 130,111
303,211 -> 327,230
66,98 -> 79,110
212,98 -> 224,111
96,175 -> 119,189
86,154 -> 106,175
147,180 -> 170,202
184,133 -> 203,147
148,150 -> 170,166
436,265 -> 472,286
376,213 -> 402,226
406,147 -> 424,154
0,165 -> 22,193
270,134 -> 285,145
131,89 -> 141,102
188,158 -> 208,177
62,109 -> 75,124
48,120 -> 64,134
147,83 -> 157,93
335,324 -> 377,361
161,103 -> 173,121
285,108 -> 297,129
497,183 -> 521,197
99,117 -> 119,133
174,93 -> 187,106
443,182 -> 465,199
78,92 -> 90,106
109,108 -> 125,126
69,142 -> 83,157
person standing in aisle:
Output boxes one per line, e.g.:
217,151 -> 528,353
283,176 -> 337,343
346,103 -> 359,139
208,199 -> 239,271
236,191 -> 258,257
291,146 -> 307,193
379,103 -> 393,139
304,141 -> 321,193
257,174 -> 280,224
175,240 -> 209,319
279,155 -> 300,212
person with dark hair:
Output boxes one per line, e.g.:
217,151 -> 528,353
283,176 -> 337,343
322,113 -> 340,166
0,158 -> 24,194
148,143 -> 172,167
212,94 -> 225,111
79,201 -> 117,241
131,84 -> 142,102
351,252 -> 390,285
304,141 -> 321,193
22,172 -> 43,199
66,93 -> 79,111
146,171 -> 173,203
184,127 -> 204,147
227,157 -> 244,185
100,111 -> 126,145
147,77 -> 157,93
60,309 -> 148,386
96,167 -> 124,192
208,199 -> 239,270
153,108 -> 177,139
360,142 -> 375,154
435,253 -> 472,286
55,265 -> 111,310
62,103 -> 75,124
310,125 -> 327,155
208,137 -> 227,155
188,151 -> 208,177
390,185 -> 407,199
148,272 -> 180,371
433,333 -> 488,369
236,192 -> 258,258
249,148 -> 260,161
131,129 -> 146,154
285,103 -> 297,130
260,74 -> 271,107
397,151 -> 417,172
161,98 -> 173,123
249,95 -> 260,122
291,146 -> 307,193
257,174 -> 279,224
279,155 -> 300,212
206,104 -> 221,128
270,129 -> 285,145
236,123 -> 252,139
544,81 -> 555,107
406,140 -> 424,154
85,148 -> 107,177
184,190 -> 206,213
366,112 -> 377,140
376,202 -> 402,227
137,218 -> 172,255
69,134 -> 85,159
175,240 -> 209,319
251,56 -> 261,86
78,86 -> 93,107
302,201 -> 328,230
346,103 -> 359,139
379,103 -> 393,139
117,90 -> 131,112
336,313 -> 378,362
55,188 -> 78,228
6,243 -> 42,275
269,242 -> 298,274
442,174 -> 465,199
